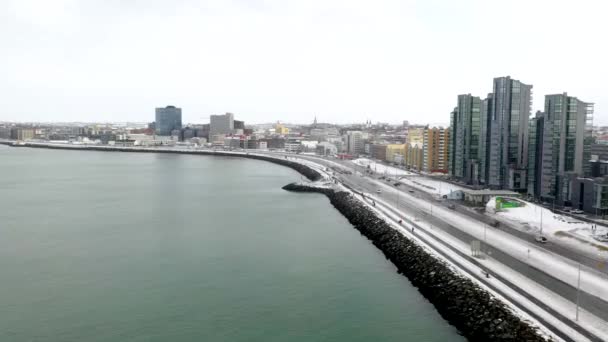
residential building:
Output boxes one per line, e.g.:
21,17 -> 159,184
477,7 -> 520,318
405,142 -> 423,171
155,106 -> 182,136
487,76 -> 532,191
210,113 -> 235,136
527,111 -> 544,197
407,128 -> 424,145
537,93 -> 594,204
449,94 -> 482,182
10,128 -> 35,140
423,127 -> 449,173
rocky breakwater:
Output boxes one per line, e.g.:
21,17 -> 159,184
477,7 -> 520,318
283,182 -> 546,342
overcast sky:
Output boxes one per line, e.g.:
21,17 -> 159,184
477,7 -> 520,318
1,0 -> 606,125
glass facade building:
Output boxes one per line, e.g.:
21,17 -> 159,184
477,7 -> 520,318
155,106 -> 182,136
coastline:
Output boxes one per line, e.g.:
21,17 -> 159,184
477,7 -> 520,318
3,141 -> 546,341
0,141 -> 322,182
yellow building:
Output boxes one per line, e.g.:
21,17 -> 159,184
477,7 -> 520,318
275,122 -> 289,135
422,127 -> 449,173
405,142 -> 423,171
385,144 -> 406,164
407,128 -> 424,145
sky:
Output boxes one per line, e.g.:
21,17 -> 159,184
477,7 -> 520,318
1,0 -> 607,126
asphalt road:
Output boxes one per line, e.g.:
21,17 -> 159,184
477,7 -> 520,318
284,153 -> 608,323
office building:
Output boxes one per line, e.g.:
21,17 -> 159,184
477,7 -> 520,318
210,113 -> 235,136
449,94 -> 482,182
346,131 -> 364,155
487,76 -> 532,191
155,106 -> 182,136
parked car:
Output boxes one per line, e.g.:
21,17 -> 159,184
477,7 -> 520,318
571,209 -> 584,214
376,189 -> 381,194
535,235 -> 548,243
447,204 -> 456,210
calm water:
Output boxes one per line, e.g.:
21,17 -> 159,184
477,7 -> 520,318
0,146 -> 462,342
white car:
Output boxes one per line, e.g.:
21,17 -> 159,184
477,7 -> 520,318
535,236 -> 548,243
571,209 -> 584,214
376,189 -> 381,194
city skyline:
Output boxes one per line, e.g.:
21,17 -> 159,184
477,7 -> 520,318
1,0 -> 607,125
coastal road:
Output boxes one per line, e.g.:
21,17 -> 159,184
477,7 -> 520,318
273,153 -> 608,323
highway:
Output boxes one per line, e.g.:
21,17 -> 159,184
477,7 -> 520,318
281,153 -> 608,325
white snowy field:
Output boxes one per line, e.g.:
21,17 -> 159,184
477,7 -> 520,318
351,158 -> 416,176
398,176 -> 466,196
486,197 -> 608,252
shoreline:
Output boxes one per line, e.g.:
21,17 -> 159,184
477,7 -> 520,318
3,141 -> 547,341
283,183 -> 547,341
0,141 -> 322,182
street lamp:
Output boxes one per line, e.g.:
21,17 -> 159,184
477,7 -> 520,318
576,262 -> 582,321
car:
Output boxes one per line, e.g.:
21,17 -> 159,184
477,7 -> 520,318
376,189 -> 381,194
447,204 -> 455,210
571,209 -> 584,214
535,236 -> 548,243
408,190 -> 415,193
393,182 -> 401,187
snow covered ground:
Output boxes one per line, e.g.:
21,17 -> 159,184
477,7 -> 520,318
351,158 -> 416,176
486,197 -> 608,253
398,176 -> 466,196
361,187 -> 607,341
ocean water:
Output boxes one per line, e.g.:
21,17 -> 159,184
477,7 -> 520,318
0,146 -> 463,342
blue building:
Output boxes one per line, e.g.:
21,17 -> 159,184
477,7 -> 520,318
155,106 -> 182,136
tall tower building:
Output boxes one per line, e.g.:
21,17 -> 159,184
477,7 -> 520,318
527,111 -> 545,198
423,126 -> 449,173
155,106 -> 182,136
487,76 -> 532,190
449,94 -> 482,183
538,94 -> 593,203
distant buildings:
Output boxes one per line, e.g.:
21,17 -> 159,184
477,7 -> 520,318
155,106 -> 182,136
10,128 -> 35,140
346,131 -> 364,155
210,112 -> 235,137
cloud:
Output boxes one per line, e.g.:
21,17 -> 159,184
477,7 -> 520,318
0,0 -> 606,125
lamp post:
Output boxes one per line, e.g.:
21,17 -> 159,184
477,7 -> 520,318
576,262 -> 582,321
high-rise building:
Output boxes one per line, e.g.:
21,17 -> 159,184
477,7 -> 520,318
487,76 -> 532,190
478,94 -> 493,185
155,106 -> 182,136
527,111 -> 545,197
346,131 -> 364,155
423,127 -> 449,173
537,93 -> 594,203
210,113 -> 235,136
448,94 -> 482,183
